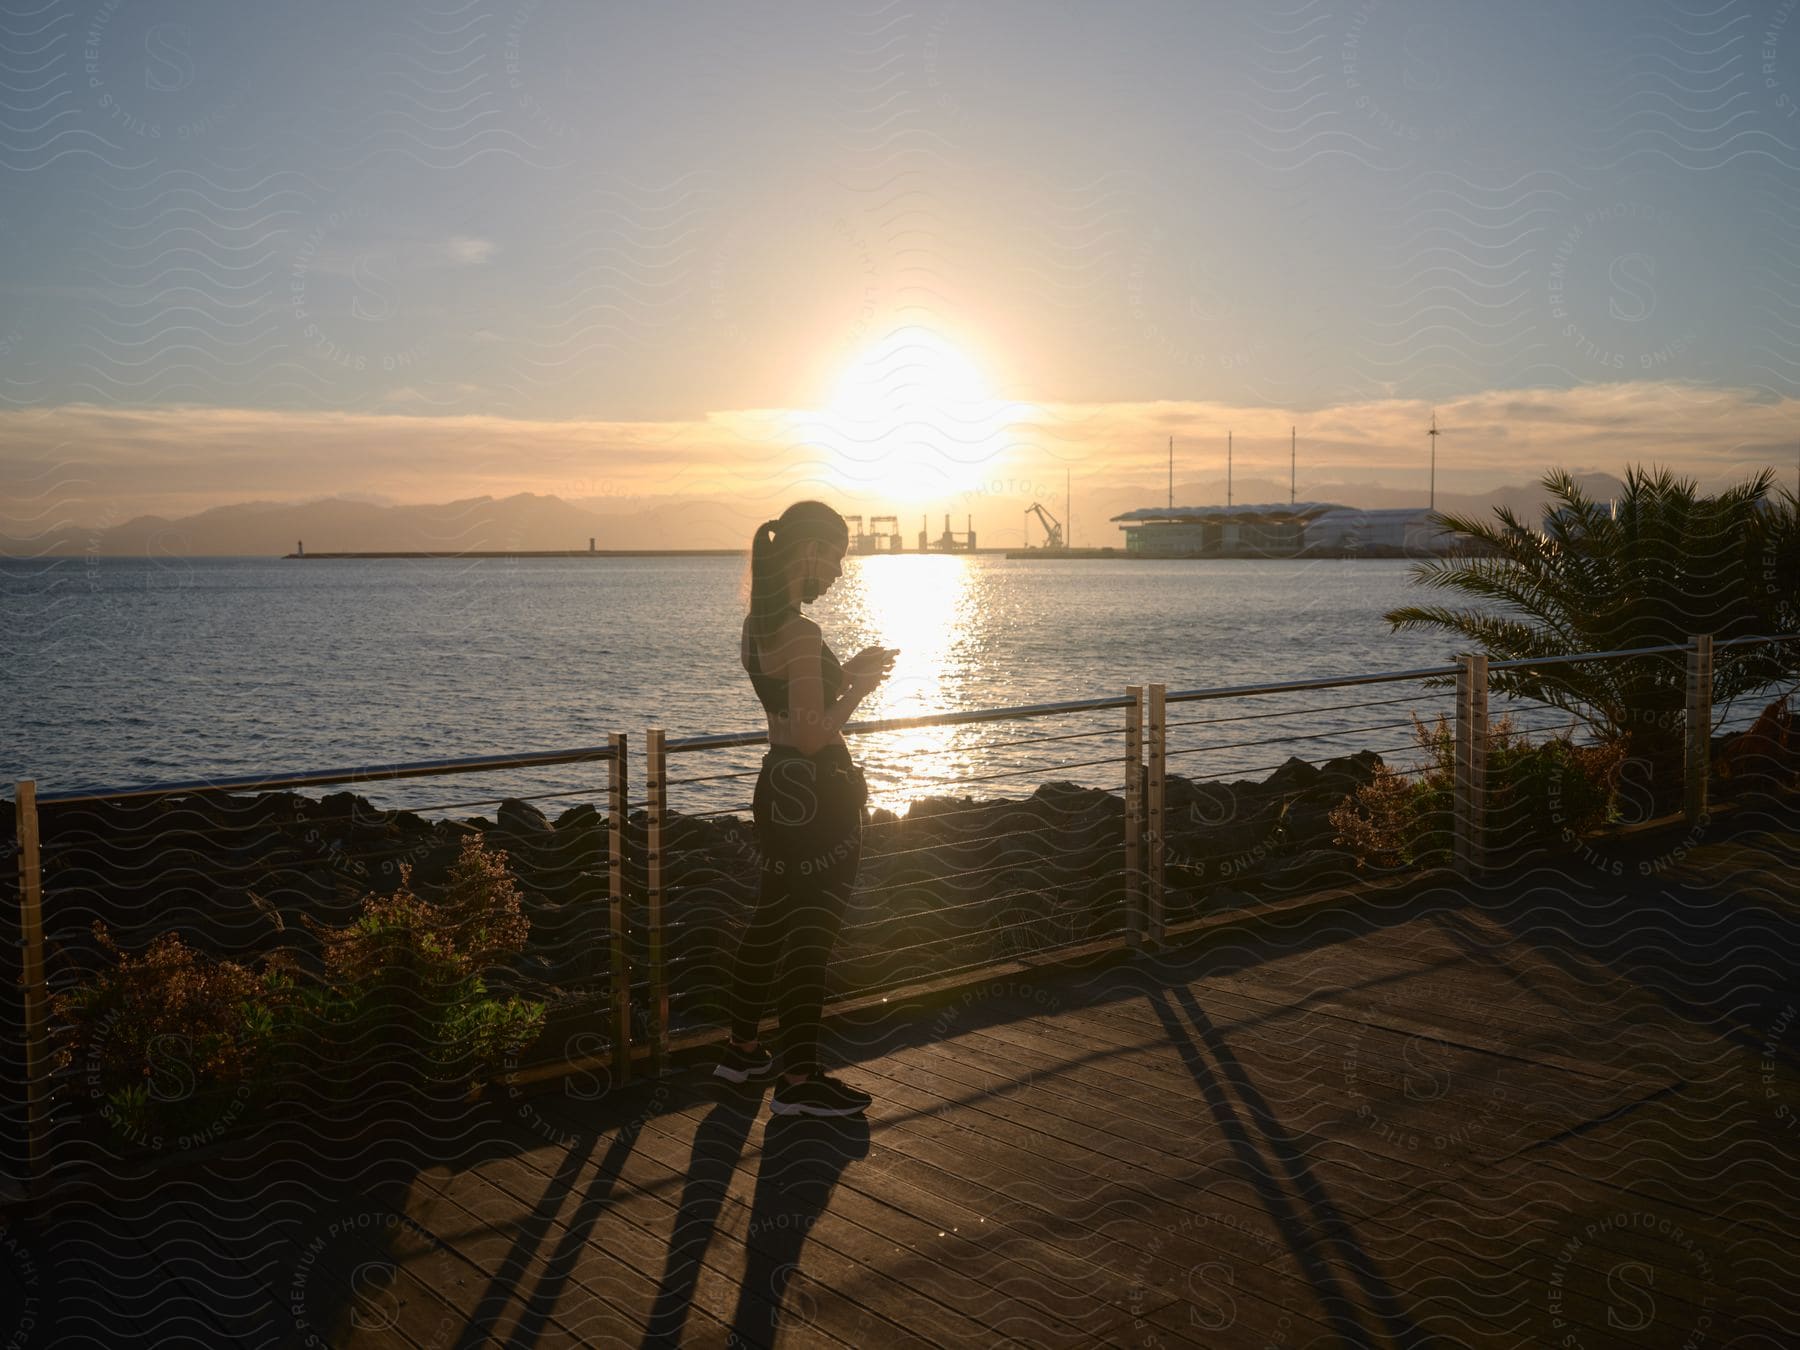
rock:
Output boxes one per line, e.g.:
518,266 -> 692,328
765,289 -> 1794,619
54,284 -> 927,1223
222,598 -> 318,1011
554,803 -> 602,834
1308,752 -> 1383,802
1167,778 -> 1255,827
1266,756 -> 1322,794
1031,781 -> 1116,812
316,790 -> 363,826
390,809 -> 430,837
903,795 -> 977,822
497,798 -> 552,838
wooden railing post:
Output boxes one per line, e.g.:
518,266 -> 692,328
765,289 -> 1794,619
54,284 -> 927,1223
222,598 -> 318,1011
1124,687 -> 1143,947
1685,634 -> 1713,825
644,729 -> 669,1076
15,780 -> 47,1193
1146,683 -> 1167,945
1454,655 -> 1488,878
608,735 -> 631,1086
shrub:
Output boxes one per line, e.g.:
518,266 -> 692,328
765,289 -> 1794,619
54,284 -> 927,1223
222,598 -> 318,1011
302,831 -> 543,1088
1490,733 -> 1625,852
52,832 -> 545,1145
51,923 -> 297,1141
1327,758 -> 1449,870
1330,714 -> 1624,869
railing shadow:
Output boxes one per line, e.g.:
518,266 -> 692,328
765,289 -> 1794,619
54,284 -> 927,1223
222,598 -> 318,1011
454,1115 -> 642,1350
1146,985 -> 1424,1346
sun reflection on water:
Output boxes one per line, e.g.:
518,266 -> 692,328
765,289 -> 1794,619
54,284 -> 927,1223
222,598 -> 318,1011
839,552 -> 981,815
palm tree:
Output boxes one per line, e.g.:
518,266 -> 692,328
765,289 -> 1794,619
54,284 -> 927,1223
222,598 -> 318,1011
1386,466 -> 1798,777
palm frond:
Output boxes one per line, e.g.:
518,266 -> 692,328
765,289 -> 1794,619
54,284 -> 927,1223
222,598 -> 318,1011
1385,464 -> 1800,742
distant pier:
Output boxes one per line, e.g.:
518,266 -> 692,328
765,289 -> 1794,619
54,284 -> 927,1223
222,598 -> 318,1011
284,546 -> 1462,561
283,549 -> 746,559
284,548 -> 1030,559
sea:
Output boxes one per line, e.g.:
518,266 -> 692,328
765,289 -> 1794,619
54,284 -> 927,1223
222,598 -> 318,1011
3,554 -> 1489,818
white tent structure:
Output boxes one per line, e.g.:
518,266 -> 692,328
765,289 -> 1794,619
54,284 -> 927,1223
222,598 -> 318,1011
1300,506 -> 1459,554
1110,502 -> 1466,556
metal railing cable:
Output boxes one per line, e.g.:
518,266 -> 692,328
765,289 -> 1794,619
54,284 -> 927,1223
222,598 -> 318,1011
1163,689 -> 1451,732
841,820 -> 1089,867
874,752 -> 1125,793
32,742 -> 622,807
1163,716 -> 1434,760
8,734 -> 634,1197
24,782 -> 617,857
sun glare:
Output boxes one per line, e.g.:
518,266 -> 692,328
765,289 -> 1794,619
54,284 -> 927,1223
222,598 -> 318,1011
788,328 -> 1025,504
840,551 -> 979,814
827,329 -> 991,416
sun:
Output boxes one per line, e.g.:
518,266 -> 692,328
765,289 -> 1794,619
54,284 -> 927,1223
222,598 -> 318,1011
826,327 -> 991,418
787,328 -> 1022,504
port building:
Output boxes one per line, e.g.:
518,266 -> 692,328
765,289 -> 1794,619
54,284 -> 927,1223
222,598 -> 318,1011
1111,503 -> 1460,557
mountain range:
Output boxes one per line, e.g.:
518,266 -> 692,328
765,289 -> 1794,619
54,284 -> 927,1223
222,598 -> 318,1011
0,475 -> 1630,557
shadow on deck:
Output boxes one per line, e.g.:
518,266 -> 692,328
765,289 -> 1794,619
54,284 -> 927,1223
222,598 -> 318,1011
4,793 -> 1797,1348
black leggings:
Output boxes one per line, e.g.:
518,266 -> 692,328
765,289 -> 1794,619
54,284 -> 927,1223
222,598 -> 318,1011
726,745 -> 866,1075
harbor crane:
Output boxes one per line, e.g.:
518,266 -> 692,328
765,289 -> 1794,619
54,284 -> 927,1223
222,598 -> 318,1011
1024,501 -> 1064,549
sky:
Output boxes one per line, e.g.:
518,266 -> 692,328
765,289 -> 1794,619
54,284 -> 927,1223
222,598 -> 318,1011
4,0 -> 1800,543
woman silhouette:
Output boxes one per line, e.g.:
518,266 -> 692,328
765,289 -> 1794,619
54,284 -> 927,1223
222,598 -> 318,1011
714,501 -> 897,1116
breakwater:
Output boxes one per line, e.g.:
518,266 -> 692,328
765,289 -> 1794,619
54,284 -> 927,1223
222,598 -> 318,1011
282,549 -> 746,558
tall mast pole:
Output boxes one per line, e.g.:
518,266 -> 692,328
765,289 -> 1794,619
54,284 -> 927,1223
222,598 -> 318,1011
1290,426 -> 1296,505
1168,435 -> 1173,509
1066,468 -> 1071,549
1428,411 -> 1440,512
1227,431 -> 1233,508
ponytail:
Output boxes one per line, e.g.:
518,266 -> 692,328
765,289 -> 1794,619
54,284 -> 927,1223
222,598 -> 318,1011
747,517 -> 785,641
744,500 -> 849,640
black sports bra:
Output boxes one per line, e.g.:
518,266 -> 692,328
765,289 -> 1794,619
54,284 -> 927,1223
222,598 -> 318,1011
744,620 -> 843,717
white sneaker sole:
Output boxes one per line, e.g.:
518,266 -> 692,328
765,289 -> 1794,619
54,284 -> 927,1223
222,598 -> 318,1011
713,1063 -> 776,1084
769,1098 -> 869,1117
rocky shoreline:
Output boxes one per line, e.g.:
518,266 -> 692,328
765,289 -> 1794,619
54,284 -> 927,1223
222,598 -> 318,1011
0,750 -> 1390,1036
2,721 -> 1787,1178
8,718 -> 1785,1033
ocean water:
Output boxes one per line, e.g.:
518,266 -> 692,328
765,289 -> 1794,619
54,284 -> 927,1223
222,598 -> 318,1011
3,554 -> 1476,815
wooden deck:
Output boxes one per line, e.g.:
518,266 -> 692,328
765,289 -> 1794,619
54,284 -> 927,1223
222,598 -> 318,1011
5,795 -> 1797,1348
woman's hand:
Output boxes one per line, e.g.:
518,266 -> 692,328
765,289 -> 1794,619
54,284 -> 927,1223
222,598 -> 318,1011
842,645 -> 898,691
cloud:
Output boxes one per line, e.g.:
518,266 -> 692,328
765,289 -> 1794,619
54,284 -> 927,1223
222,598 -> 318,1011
438,235 -> 496,267
303,233 -> 498,278
2,380 -> 1795,532
380,383 -> 483,405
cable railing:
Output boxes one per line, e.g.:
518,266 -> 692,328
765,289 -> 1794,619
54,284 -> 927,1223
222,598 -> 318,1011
4,631 -> 1795,1198
636,694 -> 1139,1074
5,739 -> 630,1199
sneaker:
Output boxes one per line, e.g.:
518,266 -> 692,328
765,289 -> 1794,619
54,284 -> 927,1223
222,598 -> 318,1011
713,1042 -> 778,1084
770,1074 -> 872,1118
